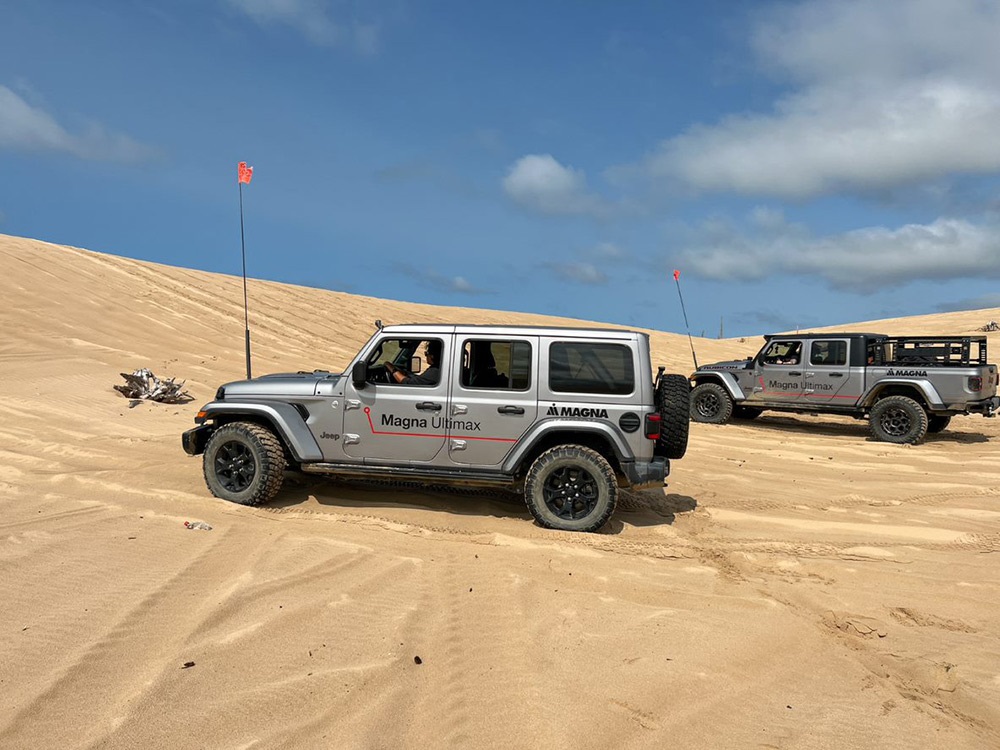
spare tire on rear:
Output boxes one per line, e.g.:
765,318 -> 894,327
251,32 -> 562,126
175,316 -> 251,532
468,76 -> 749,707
655,374 -> 691,459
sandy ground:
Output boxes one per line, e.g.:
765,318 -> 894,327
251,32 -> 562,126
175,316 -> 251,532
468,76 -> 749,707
2,233 -> 999,749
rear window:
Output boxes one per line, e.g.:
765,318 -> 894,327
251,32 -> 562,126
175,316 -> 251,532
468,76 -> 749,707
549,342 -> 634,395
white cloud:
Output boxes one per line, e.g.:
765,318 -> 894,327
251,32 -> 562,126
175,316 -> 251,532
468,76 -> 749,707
937,294 -> 1000,313
675,210 -> 1000,292
226,0 -> 379,53
644,0 -> 1000,198
503,154 -> 608,217
543,261 -> 608,285
0,85 -> 153,163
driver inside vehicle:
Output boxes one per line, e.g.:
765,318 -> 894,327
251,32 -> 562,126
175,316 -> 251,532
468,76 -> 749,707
385,339 -> 442,385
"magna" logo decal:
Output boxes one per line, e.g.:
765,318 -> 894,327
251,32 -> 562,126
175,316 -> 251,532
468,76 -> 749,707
886,369 -> 928,377
546,405 -> 609,419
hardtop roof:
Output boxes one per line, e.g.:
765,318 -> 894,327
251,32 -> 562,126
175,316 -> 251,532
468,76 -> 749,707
379,323 -> 645,340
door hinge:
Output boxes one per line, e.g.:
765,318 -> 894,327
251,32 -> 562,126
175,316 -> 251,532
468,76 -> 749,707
343,434 -> 360,445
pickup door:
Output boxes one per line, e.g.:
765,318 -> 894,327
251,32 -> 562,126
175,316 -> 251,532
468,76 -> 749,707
802,338 -> 863,405
746,338 -> 806,406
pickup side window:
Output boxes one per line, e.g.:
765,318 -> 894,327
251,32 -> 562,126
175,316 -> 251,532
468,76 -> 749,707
549,342 -> 634,395
761,340 -> 802,366
810,340 -> 847,366
461,340 -> 531,391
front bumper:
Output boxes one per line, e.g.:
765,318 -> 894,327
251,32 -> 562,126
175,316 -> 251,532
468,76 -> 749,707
182,425 -> 212,456
621,457 -> 669,489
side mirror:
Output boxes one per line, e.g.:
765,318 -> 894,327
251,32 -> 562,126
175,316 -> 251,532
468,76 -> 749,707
410,356 -> 422,373
352,361 -> 368,388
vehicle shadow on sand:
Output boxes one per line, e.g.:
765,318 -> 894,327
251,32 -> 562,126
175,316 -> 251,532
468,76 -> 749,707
268,473 -> 695,534
733,415 -> 991,444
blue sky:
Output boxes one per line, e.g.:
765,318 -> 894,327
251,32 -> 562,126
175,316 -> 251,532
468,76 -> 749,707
2,0 -> 1000,337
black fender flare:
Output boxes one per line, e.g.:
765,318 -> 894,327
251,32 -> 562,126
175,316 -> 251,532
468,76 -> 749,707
197,401 -> 323,461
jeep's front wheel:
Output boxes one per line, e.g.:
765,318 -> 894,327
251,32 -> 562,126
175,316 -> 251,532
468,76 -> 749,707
690,382 -> 734,424
524,446 -> 617,533
869,396 -> 928,445
203,422 -> 287,505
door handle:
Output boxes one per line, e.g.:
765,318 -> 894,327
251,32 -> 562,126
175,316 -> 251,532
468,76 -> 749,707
416,402 -> 442,412
788,371 -> 802,377
829,372 -> 844,378
498,405 -> 525,415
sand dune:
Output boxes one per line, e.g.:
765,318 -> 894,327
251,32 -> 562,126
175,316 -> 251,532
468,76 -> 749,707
2,233 -> 999,748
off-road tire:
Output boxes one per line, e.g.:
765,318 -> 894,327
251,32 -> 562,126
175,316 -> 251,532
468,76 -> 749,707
869,396 -> 928,445
927,414 -> 951,434
655,374 -> 691,459
524,445 -> 617,533
733,405 -> 763,420
203,422 -> 287,505
690,382 -> 734,424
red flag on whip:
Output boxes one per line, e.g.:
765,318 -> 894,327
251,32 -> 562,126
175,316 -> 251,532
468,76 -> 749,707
237,161 -> 254,378
670,267 -> 698,369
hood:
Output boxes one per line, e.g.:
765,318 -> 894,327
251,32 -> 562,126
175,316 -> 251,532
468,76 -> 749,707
698,359 -> 753,372
220,371 -> 342,399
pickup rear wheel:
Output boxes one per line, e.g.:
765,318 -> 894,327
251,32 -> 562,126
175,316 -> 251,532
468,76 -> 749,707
203,422 -> 287,505
655,374 -> 691,459
869,396 -> 928,445
524,446 -> 617,533
927,415 -> 951,434
690,382 -> 734,424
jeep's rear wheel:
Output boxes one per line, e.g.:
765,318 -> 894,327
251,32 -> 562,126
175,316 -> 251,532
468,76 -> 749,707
203,422 -> 287,505
524,446 -> 617,533
869,396 -> 928,445
655,374 -> 691,459
927,414 -> 951,434
690,382 -> 734,424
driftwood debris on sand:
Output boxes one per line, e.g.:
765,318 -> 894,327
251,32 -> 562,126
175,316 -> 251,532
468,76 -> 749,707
114,368 -> 192,406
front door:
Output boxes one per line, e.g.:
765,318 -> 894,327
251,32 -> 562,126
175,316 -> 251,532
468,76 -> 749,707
341,335 -> 450,463
447,337 -> 538,466
747,338 -> 806,406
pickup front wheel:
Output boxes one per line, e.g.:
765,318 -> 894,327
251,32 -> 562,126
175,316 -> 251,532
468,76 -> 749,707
869,396 -> 928,445
203,422 -> 287,505
524,446 -> 617,533
690,382 -> 734,424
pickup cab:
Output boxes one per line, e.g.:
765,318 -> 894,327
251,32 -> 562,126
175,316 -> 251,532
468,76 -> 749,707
689,333 -> 999,444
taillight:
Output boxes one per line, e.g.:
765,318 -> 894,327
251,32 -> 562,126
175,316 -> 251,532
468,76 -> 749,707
644,413 -> 661,440
969,376 -> 983,392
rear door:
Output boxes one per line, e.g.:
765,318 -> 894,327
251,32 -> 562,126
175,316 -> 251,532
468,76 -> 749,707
447,335 -> 538,467
803,338 -> 862,405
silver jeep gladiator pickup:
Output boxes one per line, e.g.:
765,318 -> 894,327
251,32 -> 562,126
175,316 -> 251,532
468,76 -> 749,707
183,324 -> 690,532
689,332 -> 998,444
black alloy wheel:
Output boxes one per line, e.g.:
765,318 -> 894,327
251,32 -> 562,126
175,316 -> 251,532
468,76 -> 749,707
214,440 -> 257,493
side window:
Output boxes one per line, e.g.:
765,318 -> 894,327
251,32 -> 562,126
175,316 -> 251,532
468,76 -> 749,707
810,340 -> 847,366
461,340 -> 531,390
761,340 -> 802,366
366,337 -> 443,386
549,342 -> 634,395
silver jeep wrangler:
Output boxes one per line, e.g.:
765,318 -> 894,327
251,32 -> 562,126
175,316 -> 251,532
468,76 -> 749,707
182,324 -> 690,532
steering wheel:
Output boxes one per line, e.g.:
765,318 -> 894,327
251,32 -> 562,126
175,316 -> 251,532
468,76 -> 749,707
384,361 -> 413,383
367,364 -> 393,384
